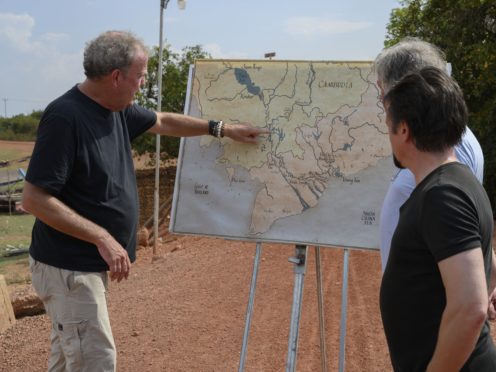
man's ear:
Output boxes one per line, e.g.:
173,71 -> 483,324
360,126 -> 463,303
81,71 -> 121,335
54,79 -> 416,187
398,120 -> 412,143
110,69 -> 121,87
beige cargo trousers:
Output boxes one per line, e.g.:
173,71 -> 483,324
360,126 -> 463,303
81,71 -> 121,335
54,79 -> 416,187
30,256 -> 116,372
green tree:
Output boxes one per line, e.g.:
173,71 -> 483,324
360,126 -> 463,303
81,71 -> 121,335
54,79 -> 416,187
0,111 -> 43,141
132,43 -> 211,159
385,0 -> 496,210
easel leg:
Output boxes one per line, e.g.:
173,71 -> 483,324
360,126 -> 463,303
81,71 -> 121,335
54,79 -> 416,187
286,244 -> 308,372
238,242 -> 262,372
315,246 -> 328,372
338,248 -> 350,372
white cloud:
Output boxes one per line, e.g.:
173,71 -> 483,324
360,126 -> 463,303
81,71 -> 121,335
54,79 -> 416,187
0,12 -> 83,115
284,17 -> 372,37
0,12 -> 37,53
0,12 -> 69,55
40,32 -> 70,44
40,50 -> 84,83
203,43 -> 249,59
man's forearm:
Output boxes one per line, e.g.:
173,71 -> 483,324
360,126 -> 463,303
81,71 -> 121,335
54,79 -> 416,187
427,303 -> 485,371
151,112 -> 209,137
22,181 -> 110,246
149,112 -> 268,144
488,249 -> 496,320
490,249 -> 496,292
429,251 -> 489,371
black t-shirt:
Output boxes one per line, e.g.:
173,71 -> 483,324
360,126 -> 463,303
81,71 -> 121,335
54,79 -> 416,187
26,85 -> 156,271
380,162 -> 496,371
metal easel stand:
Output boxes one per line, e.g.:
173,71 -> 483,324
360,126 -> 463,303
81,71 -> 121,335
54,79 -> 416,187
338,248 -> 350,372
238,242 -> 262,372
238,243 -> 348,372
286,244 -> 308,372
315,246 -> 328,372
314,246 -> 349,372
310,246 -> 349,372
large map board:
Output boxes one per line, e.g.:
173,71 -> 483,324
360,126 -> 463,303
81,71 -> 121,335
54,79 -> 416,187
170,60 -> 396,250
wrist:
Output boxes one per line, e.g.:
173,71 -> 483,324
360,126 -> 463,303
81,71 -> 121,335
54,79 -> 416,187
222,124 -> 230,138
94,230 -> 112,247
208,120 -> 224,138
208,120 -> 217,136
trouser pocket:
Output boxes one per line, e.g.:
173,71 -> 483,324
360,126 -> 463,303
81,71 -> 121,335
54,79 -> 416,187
51,319 -> 87,371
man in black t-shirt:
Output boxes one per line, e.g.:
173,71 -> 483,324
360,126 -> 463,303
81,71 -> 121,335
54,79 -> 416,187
380,67 -> 496,371
22,31 -> 268,372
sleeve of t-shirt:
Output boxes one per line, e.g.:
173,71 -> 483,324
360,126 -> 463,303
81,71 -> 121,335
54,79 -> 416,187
420,185 -> 482,262
25,111 -> 76,195
124,104 -> 157,141
455,126 -> 484,184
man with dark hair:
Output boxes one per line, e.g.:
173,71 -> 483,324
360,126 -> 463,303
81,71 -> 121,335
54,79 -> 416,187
22,30 -> 268,371
380,66 -> 496,371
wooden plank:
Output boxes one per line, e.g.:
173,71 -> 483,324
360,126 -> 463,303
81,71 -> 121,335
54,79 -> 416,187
0,274 -> 16,333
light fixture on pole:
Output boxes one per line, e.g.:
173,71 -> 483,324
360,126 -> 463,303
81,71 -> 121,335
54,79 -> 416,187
153,0 -> 186,256
2,98 -> 7,118
264,52 -> 276,60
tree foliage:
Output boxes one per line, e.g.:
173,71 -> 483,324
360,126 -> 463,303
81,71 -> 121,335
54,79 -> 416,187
0,111 -> 44,141
132,44 -> 211,158
385,0 -> 496,209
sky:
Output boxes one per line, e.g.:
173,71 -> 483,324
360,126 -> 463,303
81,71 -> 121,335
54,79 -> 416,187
0,0 -> 401,117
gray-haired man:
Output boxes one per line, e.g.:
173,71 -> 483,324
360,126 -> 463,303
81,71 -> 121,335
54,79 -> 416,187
374,38 -> 484,271
23,30 -> 268,371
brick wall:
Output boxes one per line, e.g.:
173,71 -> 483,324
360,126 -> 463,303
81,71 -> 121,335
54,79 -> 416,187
136,166 -> 177,227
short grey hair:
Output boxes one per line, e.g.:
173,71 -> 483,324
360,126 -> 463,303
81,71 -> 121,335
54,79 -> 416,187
373,37 -> 447,93
83,31 -> 148,79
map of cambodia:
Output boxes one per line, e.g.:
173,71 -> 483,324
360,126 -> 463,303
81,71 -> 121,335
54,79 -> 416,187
170,60 -> 396,250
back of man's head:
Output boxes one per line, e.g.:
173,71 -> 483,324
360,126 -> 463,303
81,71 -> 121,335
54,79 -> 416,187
374,37 -> 446,93
384,67 -> 467,153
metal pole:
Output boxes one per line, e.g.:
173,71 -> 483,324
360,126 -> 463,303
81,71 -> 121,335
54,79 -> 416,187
315,246 -> 328,372
7,166 -> 11,215
286,244 -> 308,372
238,242 -> 262,372
338,248 -> 350,372
153,0 -> 169,256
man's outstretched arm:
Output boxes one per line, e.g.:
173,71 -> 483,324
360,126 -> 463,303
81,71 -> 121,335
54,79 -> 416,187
149,112 -> 270,144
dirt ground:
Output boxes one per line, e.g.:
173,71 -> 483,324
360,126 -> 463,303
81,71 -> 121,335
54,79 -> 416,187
0,140 -> 34,156
0,140 -> 173,170
0,238 -> 388,372
1,232 -> 496,372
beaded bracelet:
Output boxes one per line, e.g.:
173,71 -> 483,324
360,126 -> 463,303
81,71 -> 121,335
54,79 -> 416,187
219,121 -> 225,138
208,120 -> 218,136
208,120 -> 224,138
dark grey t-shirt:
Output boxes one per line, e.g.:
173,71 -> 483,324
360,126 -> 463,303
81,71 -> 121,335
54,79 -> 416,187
26,85 -> 156,271
380,162 -> 496,371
